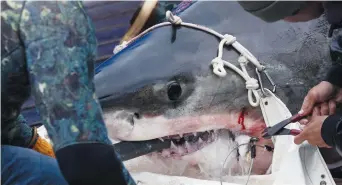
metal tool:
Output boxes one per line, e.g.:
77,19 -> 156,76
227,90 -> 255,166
262,113 -> 304,139
262,128 -> 301,139
113,139 -> 171,161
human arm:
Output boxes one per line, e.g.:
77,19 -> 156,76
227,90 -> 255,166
321,114 -> 342,155
1,1 -> 54,158
19,1 -> 135,184
325,65 -> 342,88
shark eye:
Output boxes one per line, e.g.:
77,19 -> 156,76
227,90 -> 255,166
167,81 -> 182,101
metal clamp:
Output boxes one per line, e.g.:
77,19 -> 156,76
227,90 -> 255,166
256,68 -> 276,97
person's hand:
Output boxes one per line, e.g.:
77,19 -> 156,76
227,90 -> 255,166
294,81 -> 342,148
299,81 -> 342,121
294,115 -> 332,148
283,2 -> 324,23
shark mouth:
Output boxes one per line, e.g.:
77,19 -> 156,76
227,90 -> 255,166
157,130 -> 217,158
104,109 -> 266,159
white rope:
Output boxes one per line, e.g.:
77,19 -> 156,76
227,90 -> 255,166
113,10 -> 271,106
166,11 -> 182,25
213,35 -> 260,106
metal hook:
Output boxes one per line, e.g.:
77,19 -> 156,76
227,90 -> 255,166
263,70 -> 276,93
256,68 -> 277,97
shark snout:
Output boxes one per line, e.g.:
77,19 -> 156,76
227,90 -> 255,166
115,111 -> 141,126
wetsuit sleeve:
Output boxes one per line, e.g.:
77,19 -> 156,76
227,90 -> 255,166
325,65 -> 342,88
18,1 -> 135,185
326,28 -> 342,87
1,1 -> 36,149
322,114 -> 342,156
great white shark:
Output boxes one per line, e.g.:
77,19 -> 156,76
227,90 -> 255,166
33,1 -> 341,182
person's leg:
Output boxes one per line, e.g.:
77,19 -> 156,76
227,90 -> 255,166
1,145 -> 68,185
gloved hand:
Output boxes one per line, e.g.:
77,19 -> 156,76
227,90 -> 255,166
30,127 -> 55,158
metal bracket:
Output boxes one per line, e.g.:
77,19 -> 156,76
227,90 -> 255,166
256,68 -> 276,97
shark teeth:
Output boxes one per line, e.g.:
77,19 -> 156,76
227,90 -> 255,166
170,141 -> 177,149
165,130 -> 215,140
156,129 -> 242,158
156,129 -> 222,157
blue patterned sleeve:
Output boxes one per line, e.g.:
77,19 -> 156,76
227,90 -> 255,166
19,1 -> 111,150
18,1 -> 136,184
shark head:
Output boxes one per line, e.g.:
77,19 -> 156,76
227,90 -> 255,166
95,26 -> 267,150
93,1 -> 331,177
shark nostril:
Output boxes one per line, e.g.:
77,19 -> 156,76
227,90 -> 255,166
167,81 -> 182,101
127,115 -> 135,126
133,112 -> 140,119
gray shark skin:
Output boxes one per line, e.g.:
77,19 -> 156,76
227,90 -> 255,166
95,1 -> 331,143
93,2 -> 341,178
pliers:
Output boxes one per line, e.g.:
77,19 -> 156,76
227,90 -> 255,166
262,113 -> 304,139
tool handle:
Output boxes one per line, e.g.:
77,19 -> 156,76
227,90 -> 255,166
290,113 -> 305,122
290,129 -> 301,136
113,139 -> 171,161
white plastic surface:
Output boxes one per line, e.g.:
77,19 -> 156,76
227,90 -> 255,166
259,89 -> 335,185
131,172 -> 274,185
